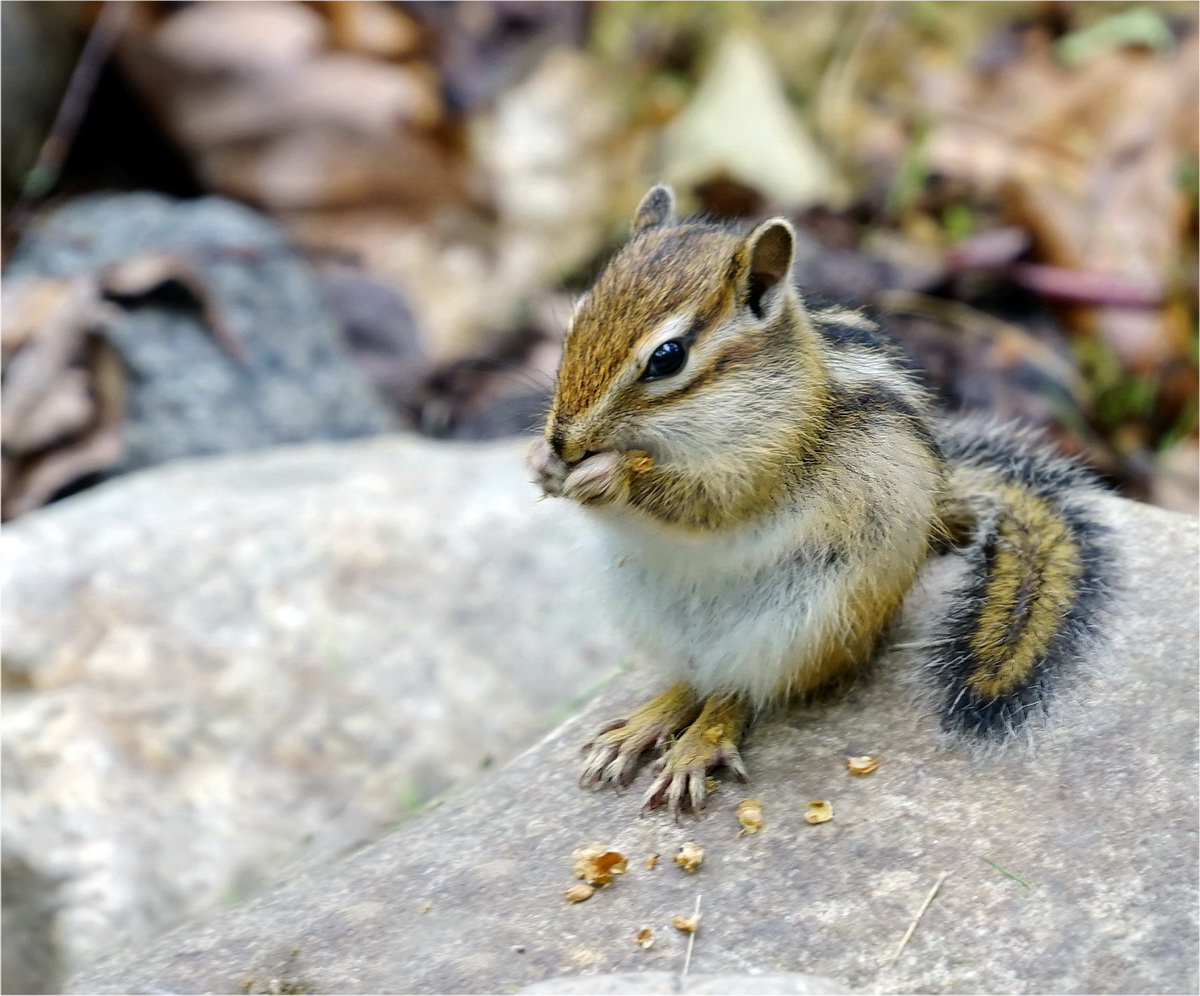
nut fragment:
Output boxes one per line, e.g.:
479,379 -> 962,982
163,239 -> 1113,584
628,451 -> 655,472
674,842 -> 704,873
736,798 -> 764,837
847,755 -> 880,775
573,846 -> 628,885
645,853 -> 660,869
673,913 -> 701,933
636,928 -> 655,949
564,884 -> 595,903
805,800 -> 833,824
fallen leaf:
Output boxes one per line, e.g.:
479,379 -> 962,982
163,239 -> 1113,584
662,31 -> 845,207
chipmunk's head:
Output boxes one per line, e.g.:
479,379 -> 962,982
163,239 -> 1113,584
545,185 -> 813,478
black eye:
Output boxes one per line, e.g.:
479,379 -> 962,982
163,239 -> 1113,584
641,339 -> 687,381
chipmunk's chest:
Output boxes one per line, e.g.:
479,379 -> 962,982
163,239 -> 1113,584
591,509 -> 849,702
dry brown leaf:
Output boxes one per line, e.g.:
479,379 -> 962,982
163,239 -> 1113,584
674,842 -> 704,874
572,846 -> 628,886
847,756 -> 880,776
805,800 -> 833,825
672,913 -> 701,933
0,275 -> 131,520
151,0 -> 326,77
324,0 -> 423,59
564,884 -> 595,904
635,928 -> 655,949
736,798 -> 764,837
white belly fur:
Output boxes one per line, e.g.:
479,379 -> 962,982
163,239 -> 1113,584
587,485 -> 935,706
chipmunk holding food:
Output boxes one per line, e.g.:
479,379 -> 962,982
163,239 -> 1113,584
528,185 -> 1112,817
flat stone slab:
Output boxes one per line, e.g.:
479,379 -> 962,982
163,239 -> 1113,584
70,497 -> 1198,995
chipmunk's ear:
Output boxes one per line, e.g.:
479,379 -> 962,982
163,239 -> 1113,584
631,185 -> 676,234
741,219 -> 795,320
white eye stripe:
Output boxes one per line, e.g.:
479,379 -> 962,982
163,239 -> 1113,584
632,310 -> 696,370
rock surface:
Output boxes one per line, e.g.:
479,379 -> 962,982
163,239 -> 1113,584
519,972 -> 851,994
1,435 -> 625,993
68,497 -> 1199,995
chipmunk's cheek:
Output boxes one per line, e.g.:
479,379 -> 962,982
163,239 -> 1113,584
527,438 -> 568,496
561,451 -> 627,506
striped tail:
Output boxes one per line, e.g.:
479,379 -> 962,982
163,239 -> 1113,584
925,420 -> 1115,741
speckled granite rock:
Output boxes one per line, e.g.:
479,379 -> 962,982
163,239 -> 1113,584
67,498 -> 1198,995
1,435 -> 626,993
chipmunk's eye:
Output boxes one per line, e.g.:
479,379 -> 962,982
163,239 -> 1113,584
641,339 -> 687,381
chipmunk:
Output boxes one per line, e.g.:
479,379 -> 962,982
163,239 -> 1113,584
528,185 -> 1113,817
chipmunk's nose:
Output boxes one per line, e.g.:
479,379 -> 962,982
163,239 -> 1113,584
551,414 -> 606,465
550,420 -> 584,464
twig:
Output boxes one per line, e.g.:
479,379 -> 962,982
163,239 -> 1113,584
7,0 -> 133,232
682,894 -> 701,977
887,871 -> 947,967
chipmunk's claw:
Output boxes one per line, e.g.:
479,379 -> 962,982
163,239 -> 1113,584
578,683 -> 701,793
638,704 -> 750,819
580,722 -> 650,790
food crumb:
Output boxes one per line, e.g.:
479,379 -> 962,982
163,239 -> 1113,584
736,798 -> 764,837
805,800 -> 833,824
673,913 -> 700,933
573,845 -> 628,885
674,841 -> 704,873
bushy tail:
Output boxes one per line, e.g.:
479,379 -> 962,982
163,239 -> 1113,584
925,420 -> 1115,742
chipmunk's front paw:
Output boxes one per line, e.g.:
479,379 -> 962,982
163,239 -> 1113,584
561,451 -> 629,506
641,696 -> 750,820
527,437 -> 569,497
580,683 -> 700,791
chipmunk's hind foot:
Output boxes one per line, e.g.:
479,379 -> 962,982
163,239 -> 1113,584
640,693 -> 750,820
581,682 -> 700,790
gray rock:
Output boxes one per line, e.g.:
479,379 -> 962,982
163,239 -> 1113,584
1,435 -> 626,993
5,192 -> 394,475
67,497 -> 1198,995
